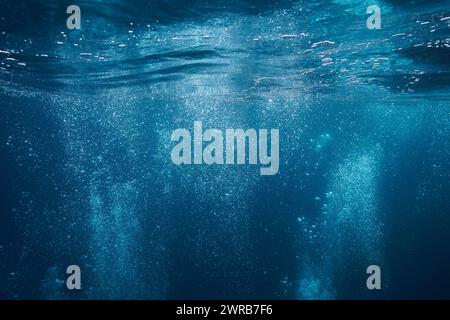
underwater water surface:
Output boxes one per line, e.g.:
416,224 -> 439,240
0,0 -> 450,299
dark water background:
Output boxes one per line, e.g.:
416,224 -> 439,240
0,0 -> 449,299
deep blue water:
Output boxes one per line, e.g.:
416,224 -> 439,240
0,0 -> 450,299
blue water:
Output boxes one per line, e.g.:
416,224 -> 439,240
0,0 -> 449,299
